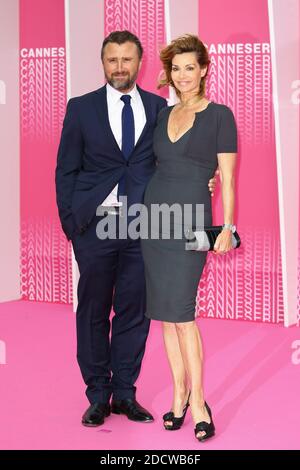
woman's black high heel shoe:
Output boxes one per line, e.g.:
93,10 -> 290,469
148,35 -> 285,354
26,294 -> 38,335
194,402 -> 215,442
163,392 -> 191,431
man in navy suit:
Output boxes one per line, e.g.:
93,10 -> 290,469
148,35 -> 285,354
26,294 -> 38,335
56,30 -> 216,427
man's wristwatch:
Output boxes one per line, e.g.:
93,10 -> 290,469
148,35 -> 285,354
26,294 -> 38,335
222,223 -> 236,233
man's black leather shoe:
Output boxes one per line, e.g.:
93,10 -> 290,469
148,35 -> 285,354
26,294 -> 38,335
81,403 -> 111,427
111,398 -> 154,423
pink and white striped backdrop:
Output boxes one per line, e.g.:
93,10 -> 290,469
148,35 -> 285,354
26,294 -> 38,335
19,0 -> 299,325
196,0 -> 282,323
20,0 -> 71,303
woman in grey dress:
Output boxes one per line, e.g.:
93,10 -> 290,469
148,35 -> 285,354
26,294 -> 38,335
141,35 -> 237,441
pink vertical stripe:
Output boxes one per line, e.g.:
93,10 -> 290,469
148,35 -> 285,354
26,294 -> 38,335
20,0 -> 72,303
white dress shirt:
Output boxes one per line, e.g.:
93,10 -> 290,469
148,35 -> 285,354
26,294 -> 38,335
101,82 -> 146,206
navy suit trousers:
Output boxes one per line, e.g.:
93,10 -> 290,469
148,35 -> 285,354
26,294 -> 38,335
72,215 -> 150,404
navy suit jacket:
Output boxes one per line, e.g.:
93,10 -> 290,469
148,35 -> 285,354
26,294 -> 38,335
55,85 -> 167,240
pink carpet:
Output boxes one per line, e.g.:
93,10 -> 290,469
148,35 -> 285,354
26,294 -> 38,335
0,300 -> 299,450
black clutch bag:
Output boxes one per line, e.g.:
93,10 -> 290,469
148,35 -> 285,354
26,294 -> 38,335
185,225 -> 241,251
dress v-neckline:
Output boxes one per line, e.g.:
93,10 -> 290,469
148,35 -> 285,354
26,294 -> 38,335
166,102 -> 212,144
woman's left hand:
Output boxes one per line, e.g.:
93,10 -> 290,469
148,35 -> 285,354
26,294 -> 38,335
213,229 -> 233,255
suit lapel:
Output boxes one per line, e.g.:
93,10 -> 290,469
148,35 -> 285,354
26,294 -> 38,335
133,85 -> 152,153
93,86 -> 124,160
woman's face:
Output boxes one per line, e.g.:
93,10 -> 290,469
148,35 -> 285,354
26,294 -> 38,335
171,52 -> 206,95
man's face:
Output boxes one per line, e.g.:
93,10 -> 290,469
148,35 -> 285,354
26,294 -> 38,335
102,41 -> 142,92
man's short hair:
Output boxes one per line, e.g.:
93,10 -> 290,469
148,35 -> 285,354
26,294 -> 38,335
101,30 -> 143,61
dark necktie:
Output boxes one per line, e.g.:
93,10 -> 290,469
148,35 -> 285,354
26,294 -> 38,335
118,94 -> 135,199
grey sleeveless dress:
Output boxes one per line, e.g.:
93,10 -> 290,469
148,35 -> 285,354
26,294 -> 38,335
141,102 -> 237,322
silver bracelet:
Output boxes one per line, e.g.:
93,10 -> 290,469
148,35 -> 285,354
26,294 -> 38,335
222,223 -> 236,233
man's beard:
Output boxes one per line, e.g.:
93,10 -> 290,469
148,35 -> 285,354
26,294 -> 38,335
106,71 -> 138,91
